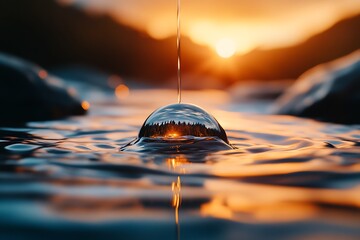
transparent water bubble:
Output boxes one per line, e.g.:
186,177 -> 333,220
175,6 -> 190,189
138,103 -> 229,144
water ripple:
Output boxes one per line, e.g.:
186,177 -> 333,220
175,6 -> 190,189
1,90 -> 360,240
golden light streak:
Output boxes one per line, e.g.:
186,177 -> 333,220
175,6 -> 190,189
168,156 -> 189,239
172,176 -> 182,225
167,156 -> 190,174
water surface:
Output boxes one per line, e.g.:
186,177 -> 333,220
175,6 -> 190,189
1,89 -> 360,240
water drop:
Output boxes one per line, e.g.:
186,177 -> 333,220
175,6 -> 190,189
138,103 -> 229,144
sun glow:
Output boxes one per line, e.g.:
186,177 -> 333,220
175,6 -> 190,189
215,38 -> 237,58
66,0 -> 360,56
166,132 -> 179,138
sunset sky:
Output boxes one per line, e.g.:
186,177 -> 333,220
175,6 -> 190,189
61,0 -> 360,57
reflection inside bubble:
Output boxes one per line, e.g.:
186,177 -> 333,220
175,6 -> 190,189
138,103 -> 229,144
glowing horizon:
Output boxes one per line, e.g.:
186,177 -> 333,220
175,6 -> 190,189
60,0 -> 360,55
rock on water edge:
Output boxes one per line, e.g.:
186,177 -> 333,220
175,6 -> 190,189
271,50 -> 360,124
0,53 -> 87,124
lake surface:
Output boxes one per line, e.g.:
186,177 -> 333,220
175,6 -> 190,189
1,88 -> 360,240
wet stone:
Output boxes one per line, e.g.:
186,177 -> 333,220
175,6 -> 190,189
0,53 -> 86,124
272,50 -> 360,124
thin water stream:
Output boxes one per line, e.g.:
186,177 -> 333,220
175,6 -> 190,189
177,0 -> 182,104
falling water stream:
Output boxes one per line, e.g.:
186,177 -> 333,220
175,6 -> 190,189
177,0 -> 182,104
175,2 -> 182,238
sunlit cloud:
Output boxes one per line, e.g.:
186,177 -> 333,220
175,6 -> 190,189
62,0 -> 360,55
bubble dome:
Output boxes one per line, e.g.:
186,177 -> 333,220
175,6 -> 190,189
138,103 -> 229,144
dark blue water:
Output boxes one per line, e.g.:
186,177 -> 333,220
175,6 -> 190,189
1,89 -> 360,240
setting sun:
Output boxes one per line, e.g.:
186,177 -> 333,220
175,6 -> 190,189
216,38 -> 237,58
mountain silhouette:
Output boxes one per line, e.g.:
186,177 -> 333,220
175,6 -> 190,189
0,0 -> 359,86
0,0 -> 210,84
233,13 -> 360,81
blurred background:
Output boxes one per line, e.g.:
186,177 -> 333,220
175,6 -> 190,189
1,0 -> 360,89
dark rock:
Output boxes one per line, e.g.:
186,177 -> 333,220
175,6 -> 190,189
271,50 -> 360,124
0,53 -> 86,124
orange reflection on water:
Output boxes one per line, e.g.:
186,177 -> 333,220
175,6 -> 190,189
167,156 -> 190,174
201,196 -> 233,220
200,180 -> 360,223
172,176 -> 182,225
168,156 -> 189,239
200,191 -> 311,223
201,194 -> 318,223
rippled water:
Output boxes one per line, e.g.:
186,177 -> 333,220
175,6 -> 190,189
1,89 -> 360,240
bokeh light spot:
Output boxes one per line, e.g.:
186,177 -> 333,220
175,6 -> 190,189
115,84 -> 130,100
81,101 -> 90,111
